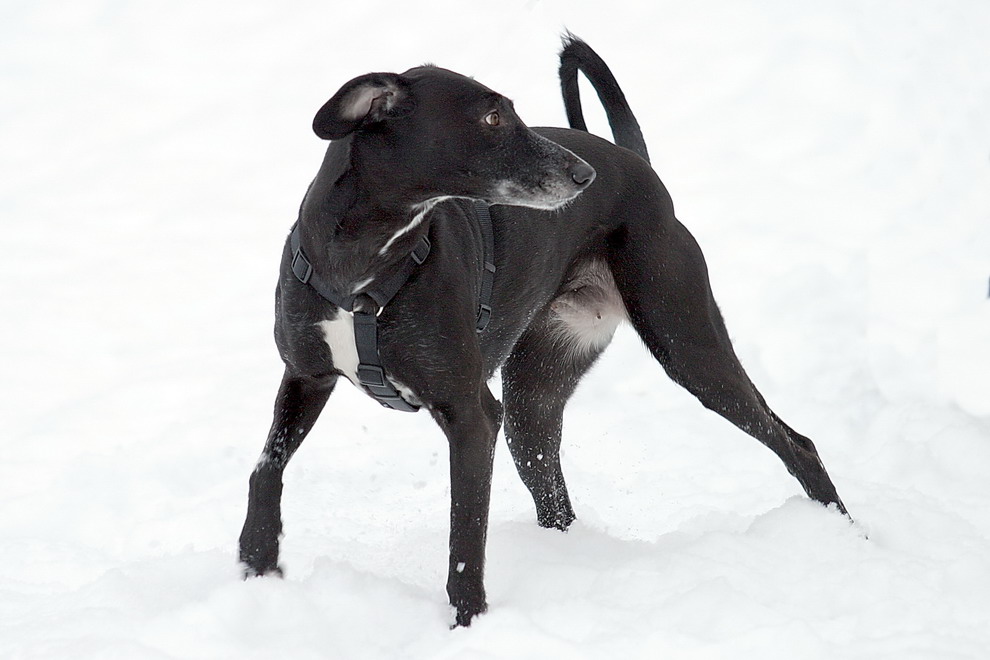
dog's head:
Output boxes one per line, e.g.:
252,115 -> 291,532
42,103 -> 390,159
312,66 -> 595,210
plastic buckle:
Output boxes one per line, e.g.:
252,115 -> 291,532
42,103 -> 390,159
291,250 -> 312,284
411,236 -> 431,265
357,364 -> 387,388
476,304 -> 492,332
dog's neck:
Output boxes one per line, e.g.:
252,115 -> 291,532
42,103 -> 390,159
297,139 -> 434,298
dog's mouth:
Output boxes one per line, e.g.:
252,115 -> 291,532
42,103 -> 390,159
490,162 -> 595,211
488,181 -> 576,210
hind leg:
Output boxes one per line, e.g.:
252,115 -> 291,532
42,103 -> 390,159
503,308 -> 611,530
607,217 -> 847,514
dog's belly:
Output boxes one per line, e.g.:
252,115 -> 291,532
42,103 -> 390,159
549,260 -> 627,355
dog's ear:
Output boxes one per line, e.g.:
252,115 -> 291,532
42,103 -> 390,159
313,73 -> 413,140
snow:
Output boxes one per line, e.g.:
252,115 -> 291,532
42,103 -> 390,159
2,0 -> 989,657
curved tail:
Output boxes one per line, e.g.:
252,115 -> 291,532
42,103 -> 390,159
558,34 -> 650,164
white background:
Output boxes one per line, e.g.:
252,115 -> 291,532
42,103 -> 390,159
2,1 -> 989,657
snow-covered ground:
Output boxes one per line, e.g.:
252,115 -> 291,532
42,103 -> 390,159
2,1 -> 989,657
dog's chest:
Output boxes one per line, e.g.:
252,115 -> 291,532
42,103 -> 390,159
317,310 -> 420,406
318,310 -> 360,385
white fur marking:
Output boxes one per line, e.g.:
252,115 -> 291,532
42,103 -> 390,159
550,261 -> 628,356
493,180 -> 573,211
351,276 -> 374,295
379,196 -> 452,255
318,311 -> 422,407
389,376 -> 423,408
318,310 -> 359,385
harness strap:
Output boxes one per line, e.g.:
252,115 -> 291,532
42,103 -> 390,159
473,200 -> 496,332
288,200 -> 493,412
353,310 -> 419,412
364,235 -> 432,309
290,225 -> 431,312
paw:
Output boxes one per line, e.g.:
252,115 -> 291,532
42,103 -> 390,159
240,562 -> 284,580
451,599 -> 488,628
448,576 -> 488,628
537,509 -> 576,531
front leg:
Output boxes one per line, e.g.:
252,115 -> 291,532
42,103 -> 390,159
431,386 -> 502,627
240,371 -> 336,577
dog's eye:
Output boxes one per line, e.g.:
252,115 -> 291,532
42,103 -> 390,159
484,111 -> 500,126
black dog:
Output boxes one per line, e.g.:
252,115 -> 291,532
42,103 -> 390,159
239,36 -> 848,627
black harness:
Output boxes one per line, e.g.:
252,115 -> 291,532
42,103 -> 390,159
289,200 -> 495,412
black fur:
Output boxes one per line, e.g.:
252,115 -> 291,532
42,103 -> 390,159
239,37 -> 848,627
559,33 -> 650,163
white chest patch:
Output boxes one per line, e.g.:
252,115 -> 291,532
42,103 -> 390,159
317,311 -> 423,408
318,310 -> 360,386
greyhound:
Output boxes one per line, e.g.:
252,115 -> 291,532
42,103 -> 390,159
239,36 -> 848,627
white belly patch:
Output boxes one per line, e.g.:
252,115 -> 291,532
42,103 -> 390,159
549,260 -> 628,356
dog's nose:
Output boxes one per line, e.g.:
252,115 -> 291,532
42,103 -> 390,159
569,161 -> 596,189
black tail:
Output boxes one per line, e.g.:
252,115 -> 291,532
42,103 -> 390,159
558,34 -> 650,164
